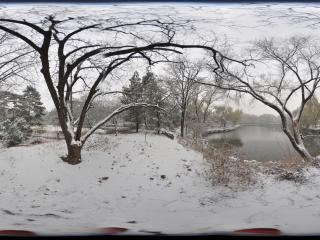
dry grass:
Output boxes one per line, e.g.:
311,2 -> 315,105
262,155 -> 309,184
178,137 -> 258,190
203,146 -> 258,190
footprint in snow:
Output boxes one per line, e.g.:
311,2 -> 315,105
61,209 -> 72,214
127,220 -> 137,224
31,205 -> 40,208
37,213 -> 62,218
2,209 -> 17,215
98,177 -> 109,183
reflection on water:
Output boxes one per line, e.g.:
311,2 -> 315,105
209,138 -> 243,148
206,125 -> 320,161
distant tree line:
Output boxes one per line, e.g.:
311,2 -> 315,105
239,113 -> 281,125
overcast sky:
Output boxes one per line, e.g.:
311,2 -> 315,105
1,2 -> 320,115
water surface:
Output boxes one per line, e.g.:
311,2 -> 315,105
206,125 -> 320,161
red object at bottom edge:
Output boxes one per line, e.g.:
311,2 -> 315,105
0,230 -> 36,236
96,227 -> 128,234
234,228 -> 281,235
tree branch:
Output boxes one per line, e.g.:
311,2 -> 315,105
80,103 -> 166,144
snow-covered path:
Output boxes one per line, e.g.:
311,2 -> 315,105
0,133 -> 320,235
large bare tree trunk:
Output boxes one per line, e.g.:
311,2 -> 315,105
277,114 -> 315,162
65,144 -> 82,165
290,120 -> 315,162
56,107 -> 82,164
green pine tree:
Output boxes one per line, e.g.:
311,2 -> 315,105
141,70 -> 164,130
121,71 -> 143,132
21,86 -> 46,126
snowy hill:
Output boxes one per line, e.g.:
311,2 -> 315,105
1,133 -> 320,235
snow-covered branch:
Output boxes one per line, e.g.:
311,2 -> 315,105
80,103 -> 166,144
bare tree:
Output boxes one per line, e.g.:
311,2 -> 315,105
165,57 -> 203,137
0,15 -> 240,164
0,33 -> 35,90
202,36 -> 320,163
191,86 -> 220,123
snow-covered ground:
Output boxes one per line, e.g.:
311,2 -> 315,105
1,133 -> 320,235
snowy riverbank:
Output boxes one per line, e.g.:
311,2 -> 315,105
201,125 -> 240,137
1,133 -> 320,235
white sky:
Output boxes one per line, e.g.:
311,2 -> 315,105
1,2 -> 320,115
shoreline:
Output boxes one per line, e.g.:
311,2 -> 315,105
201,125 -> 240,137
